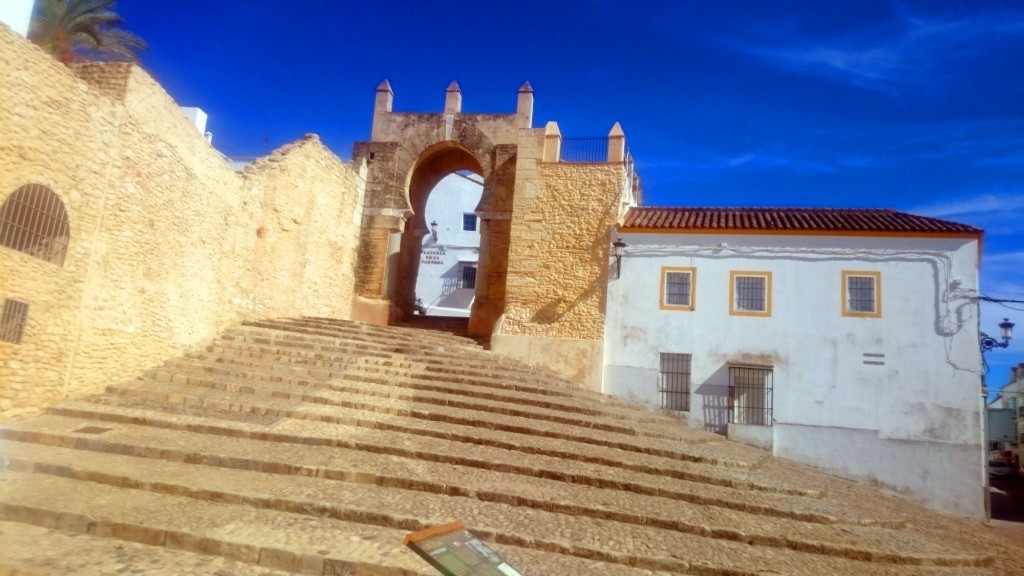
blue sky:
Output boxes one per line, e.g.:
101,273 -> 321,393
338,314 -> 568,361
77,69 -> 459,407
115,0 -> 1024,393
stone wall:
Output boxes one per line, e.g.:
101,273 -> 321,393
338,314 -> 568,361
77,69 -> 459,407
0,26 -> 364,419
492,160 -> 628,389
503,162 -> 626,339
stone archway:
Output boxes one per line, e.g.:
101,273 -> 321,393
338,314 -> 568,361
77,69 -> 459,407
394,144 -> 483,322
350,80 -> 530,337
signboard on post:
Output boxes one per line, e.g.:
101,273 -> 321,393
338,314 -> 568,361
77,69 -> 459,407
403,522 -> 525,576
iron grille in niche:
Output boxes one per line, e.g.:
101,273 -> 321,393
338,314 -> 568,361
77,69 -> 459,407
735,276 -> 766,311
461,264 -> 477,289
0,299 -> 29,345
665,272 -> 692,306
659,353 -> 691,411
847,276 -> 876,312
0,184 -> 70,266
729,366 -> 773,425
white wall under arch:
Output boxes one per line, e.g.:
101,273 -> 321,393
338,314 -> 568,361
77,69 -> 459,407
414,172 -> 482,317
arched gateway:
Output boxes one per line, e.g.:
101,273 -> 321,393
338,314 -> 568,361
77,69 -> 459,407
351,80 -> 639,390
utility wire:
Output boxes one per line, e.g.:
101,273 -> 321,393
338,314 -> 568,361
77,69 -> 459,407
977,295 -> 1024,304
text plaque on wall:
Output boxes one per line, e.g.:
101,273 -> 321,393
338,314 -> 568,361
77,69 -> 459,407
404,522 -> 525,576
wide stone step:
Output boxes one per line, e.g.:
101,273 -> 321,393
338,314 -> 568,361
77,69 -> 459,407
0,521 -> 299,576
242,319 -> 482,353
39,402 -> 886,523
227,321 -> 579,384
183,343 -> 673,428
220,327 -> 578,389
0,440 -> 992,573
271,315 -> 479,346
180,349 -> 633,422
0,470 -> 695,576
212,333 -> 576,394
296,316 -> 479,347
210,332 -> 633,406
108,377 -> 764,472
0,508 -> 680,576
156,357 -> 684,442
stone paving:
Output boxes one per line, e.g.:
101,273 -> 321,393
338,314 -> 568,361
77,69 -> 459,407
1,317 -> 1022,575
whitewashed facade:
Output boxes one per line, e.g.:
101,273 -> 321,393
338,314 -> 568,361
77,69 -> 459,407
603,207 -> 986,518
414,172 -> 483,317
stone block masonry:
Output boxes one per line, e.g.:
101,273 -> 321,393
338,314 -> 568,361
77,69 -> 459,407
494,161 -> 628,389
504,162 -> 626,340
0,25 -> 365,418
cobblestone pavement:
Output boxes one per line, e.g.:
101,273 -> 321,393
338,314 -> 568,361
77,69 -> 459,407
1,316 -> 1022,575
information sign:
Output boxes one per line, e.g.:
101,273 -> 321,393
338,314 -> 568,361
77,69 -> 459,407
404,522 -> 525,576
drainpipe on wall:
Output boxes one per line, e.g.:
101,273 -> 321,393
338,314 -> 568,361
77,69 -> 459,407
982,374 -> 991,522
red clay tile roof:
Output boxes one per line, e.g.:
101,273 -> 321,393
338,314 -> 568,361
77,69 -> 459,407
621,207 -> 981,235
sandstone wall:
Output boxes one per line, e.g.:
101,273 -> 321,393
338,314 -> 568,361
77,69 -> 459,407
492,159 -> 627,390
503,162 -> 626,339
0,26 -> 364,419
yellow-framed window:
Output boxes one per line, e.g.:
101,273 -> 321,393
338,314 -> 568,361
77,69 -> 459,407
730,271 -> 772,317
660,267 -> 696,310
842,271 -> 881,318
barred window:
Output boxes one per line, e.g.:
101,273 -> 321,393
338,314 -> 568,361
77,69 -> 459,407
0,184 -> 70,266
461,264 -> 477,289
0,299 -> 29,345
729,365 -> 773,426
659,353 -> 691,411
843,271 -> 881,317
660,267 -> 695,310
730,272 -> 771,316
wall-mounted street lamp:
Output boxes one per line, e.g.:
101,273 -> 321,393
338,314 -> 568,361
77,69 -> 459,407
980,318 -> 1015,353
612,238 -> 627,279
430,220 -> 438,243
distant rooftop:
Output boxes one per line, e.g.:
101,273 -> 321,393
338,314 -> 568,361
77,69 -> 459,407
621,207 -> 982,235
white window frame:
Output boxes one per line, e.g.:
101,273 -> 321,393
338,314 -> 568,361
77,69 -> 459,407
842,271 -> 881,318
729,271 -> 772,317
660,267 -> 695,310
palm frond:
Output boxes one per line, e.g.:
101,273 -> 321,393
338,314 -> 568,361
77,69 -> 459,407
28,0 -> 146,65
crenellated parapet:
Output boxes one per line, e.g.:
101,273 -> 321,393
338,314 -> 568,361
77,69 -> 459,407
352,80 -> 640,390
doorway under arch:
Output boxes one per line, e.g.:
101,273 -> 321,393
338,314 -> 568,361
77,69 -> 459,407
411,171 -> 483,318
391,144 -> 507,338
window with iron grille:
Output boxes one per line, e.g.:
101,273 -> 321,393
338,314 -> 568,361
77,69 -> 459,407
462,213 -> 478,232
0,184 -> 70,266
0,299 -> 29,345
660,267 -> 695,310
842,271 -> 881,318
729,365 -> 773,425
461,264 -> 477,289
730,271 -> 771,316
659,353 -> 691,411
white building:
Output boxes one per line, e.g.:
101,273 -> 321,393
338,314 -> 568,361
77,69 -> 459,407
989,363 -> 1024,447
604,206 -> 986,518
414,172 -> 483,317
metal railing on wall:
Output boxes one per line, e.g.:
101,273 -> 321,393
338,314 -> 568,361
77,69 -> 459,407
559,137 -> 610,163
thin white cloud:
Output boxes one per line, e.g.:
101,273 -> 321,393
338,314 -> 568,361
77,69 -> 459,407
743,9 -> 1024,92
641,150 -> 878,176
908,192 -> 1024,219
986,251 -> 1024,265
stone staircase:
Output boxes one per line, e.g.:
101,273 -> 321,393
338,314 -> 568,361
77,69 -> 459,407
0,317 -> 1017,575
394,314 -> 472,340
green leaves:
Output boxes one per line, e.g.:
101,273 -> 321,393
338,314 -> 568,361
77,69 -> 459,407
28,0 -> 146,65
